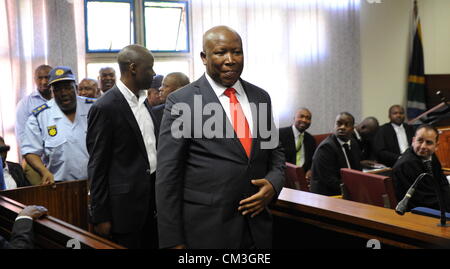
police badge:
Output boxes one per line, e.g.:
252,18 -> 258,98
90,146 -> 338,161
47,125 -> 58,137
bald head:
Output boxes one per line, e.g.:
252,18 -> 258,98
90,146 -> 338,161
388,104 -> 406,125
356,116 -> 379,138
117,44 -> 156,92
159,72 -> 190,103
118,45 -> 153,73
201,26 -> 244,87
34,64 -> 53,99
79,78 -> 99,98
202,26 -> 242,51
98,67 -> 116,93
294,108 -> 312,133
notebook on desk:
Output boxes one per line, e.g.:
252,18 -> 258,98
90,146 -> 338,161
411,207 -> 450,220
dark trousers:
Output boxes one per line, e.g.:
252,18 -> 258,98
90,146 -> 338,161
240,218 -> 255,249
112,173 -> 158,249
112,211 -> 158,249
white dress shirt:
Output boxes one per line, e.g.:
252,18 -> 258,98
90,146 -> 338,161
292,125 -> 305,167
116,79 -> 157,173
205,73 -> 254,137
3,163 -> 17,190
336,137 -> 352,169
391,123 -> 409,154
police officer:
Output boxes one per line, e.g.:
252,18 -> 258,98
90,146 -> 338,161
21,66 -> 96,184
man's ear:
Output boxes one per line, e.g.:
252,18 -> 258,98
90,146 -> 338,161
129,62 -> 137,75
200,51 -> 207,66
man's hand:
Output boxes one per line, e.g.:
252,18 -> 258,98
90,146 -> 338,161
19,205 -> 48,219
24,154 -> 54,185
41,170 -> 55,185
94,221 -> 112,238
238,179 -> 276,218
305,170 -> 312,180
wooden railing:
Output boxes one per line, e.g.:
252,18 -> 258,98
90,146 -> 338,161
0,180 -> 123,249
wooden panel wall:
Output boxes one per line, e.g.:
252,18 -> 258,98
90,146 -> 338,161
0,180 -> 88,230
437,127 -> 450,169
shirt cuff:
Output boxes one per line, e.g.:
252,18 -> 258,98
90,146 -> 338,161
15,216 -> 33,222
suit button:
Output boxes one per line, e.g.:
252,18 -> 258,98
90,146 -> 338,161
146,169 -> 151,174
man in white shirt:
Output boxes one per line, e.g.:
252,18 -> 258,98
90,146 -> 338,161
310,112 -> 363,196
155,26 -> 285,249
87,44 -> 159,249
374,105 -> 415,167
279,108 -> 317,180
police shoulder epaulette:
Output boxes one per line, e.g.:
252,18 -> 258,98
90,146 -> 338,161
31,103 -> 49,117
85,97 -> 97,104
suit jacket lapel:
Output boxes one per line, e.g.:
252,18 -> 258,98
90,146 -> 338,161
331,135 -> 349,168
111,87 -> 149,164
388,124 -> 401,154
197,75 -> 249,159
242,79 -> 265,161
287,128 -> 296,162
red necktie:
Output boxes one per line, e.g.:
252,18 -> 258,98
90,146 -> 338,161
224,88 -> 252,157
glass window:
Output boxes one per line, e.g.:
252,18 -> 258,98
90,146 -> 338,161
144,0 -> 189,52
153,59 -> 191,77
85,0 -> 134,52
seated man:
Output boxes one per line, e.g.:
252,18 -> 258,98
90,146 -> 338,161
78,78 -> 100,98
152,72 -> 190,127
310,112 -> 362,196
0,136 -> 30,189
21,66 -> 95,184
0,205 -> 48,249
393,125 -> 450,211
374,105 -> 414,167
279,108 -> 316,180
353,116 -> 381,168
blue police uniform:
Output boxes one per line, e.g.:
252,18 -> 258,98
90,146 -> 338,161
20,97 -> 95,182
15,91 -> 50,147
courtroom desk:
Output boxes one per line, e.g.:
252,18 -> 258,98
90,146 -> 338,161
271,188 -> 450,249
0,195 -> 124,249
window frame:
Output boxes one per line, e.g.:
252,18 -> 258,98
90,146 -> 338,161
84,0 -> 136,54
84,0 -> 193,80
142,0 -> 190,53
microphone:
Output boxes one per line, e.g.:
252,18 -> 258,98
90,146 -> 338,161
395,173 -> 431,215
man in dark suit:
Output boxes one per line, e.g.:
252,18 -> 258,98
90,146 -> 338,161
279,108 -> 316,180
0,205 -> 47,249
152,72 -> 190,128
310,112 -> 362,196
155,26 -> 285,249
374,105 -> 415,167
352,117 -> 380,167
0,136 -> 30,189
393,125 -> 450,211
87,45 -> 159,249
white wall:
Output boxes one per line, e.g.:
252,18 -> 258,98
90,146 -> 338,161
360,0 -> 450,125
360,0 -> 411,124
420,0 -> 450,74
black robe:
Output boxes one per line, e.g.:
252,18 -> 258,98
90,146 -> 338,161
392,148 -> 450,211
